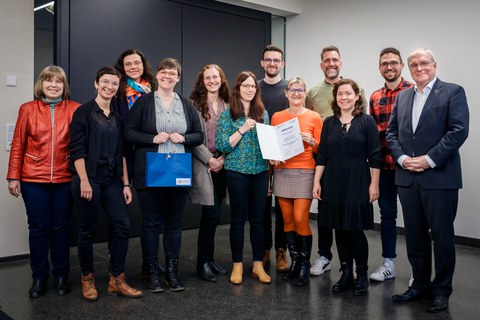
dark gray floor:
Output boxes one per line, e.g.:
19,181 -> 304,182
0,222 -> 479,320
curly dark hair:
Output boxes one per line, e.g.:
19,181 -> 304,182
229,71 -> 265,123
331,79 -> 365,117
189,64 -> 230,121
114,49 -> 157,100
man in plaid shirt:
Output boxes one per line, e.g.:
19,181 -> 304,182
369,48 -> 413,282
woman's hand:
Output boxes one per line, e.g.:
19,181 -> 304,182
8,180 -> 21,198
241,118 -> 256,133
312,182 -> 322,200
208,157 -> 223,173
80,178 -> 93,201
269,160 -> 282,166
369,182 -> 380,203
153,132 -> 170,144
169,133 -> 185,144
123,186 -> 133,205
300,132 -> 316,146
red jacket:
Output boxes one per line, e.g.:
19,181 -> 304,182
7,99 -> 81,183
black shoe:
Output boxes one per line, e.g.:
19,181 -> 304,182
295,235 -> 312,287
392,288 -> 429,302
55,277 -> 71,296
283,231 -> 300,281
142,260 -> 166,275
29,279 -> 47,298
332,262 -> 354,293
352,265 -> 369,296
427,295 -> 449,313
197,262 -> 216,283
209,261 -> 228,275
166,257 -> 185,292
147,260 -> 164,293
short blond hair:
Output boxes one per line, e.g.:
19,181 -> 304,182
34,66 -> 71,99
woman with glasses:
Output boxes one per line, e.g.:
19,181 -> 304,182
313,79 -> 381,296
113,49 -> 163,276
189,64 -> 230,282
270,77 -> 323,286
70,67 -> 143,301
125,58 -> 203,293
215,71 -> 270,285
7,66 -> 80,298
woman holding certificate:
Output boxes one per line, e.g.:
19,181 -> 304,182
215,71 -> 270,285
125,58 -> 203,293
270,77 -> 323,286
312,79 -> 381,296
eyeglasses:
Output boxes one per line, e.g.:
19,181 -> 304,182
99,79 -> 119,87
380,61 -> 400,68
240,84 -> 257,89
263,58 -> 282,65
158,70 -> 178,77
124,60 -> 142,68
408,61 -> 432,70
287,88 -> 306,95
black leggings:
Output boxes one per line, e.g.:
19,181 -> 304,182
335,230 -> 368,266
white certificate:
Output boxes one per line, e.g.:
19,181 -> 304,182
256,117 -> 305,161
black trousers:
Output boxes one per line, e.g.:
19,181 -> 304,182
398,178 -> 458,297
263,195 -> 287,251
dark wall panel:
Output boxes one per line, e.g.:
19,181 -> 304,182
182,4 -> 268,94
67,0 -> 182,103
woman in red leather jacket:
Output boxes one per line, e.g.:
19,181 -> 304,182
6,66 -> 80,298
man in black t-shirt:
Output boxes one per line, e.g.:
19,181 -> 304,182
258,45 -> 289,272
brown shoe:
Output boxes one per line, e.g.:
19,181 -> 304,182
81,273 -> 98,301
263,250 -> 271,267
276,248 -> 290,272
230,263 -> 243,285
108,273 -> 143,298
253,261 -> 272,284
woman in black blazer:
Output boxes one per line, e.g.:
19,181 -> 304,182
125,58 -> 203,293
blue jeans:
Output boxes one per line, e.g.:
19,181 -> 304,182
378,169 -> 398,259
226,170 -> 268,262
137,187 -> 189,260
21,182 -> 72,280
197,169 -> 226,264
72,175 -> 131,276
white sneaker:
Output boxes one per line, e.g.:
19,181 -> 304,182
310,256 -> 331,276
369,264 -> 395,282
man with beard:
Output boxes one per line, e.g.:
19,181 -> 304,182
308,46 -> 366,276
258,45 -> 289,272
369,48 -> 413,283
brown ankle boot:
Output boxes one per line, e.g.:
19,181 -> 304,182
230,263 -> 243,285
81,273 -> 98,301
253,261 -> 272,284
276,248 -> 290,272
108,273 -> 143,298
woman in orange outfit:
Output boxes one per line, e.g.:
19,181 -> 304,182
270,76 -> 322,286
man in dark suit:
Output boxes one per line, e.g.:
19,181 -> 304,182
387,48 -> 469,313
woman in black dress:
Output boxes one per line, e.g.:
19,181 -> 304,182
313,79 -> 381,296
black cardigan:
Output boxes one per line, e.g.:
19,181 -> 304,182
69,99 -> 124,178
124,92 -> 203,188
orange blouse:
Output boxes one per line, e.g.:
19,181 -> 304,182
271,109 -> 323,169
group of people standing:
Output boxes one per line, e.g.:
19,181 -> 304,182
6,44 -> 468,314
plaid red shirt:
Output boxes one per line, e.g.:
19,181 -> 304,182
369,78 -> 414,170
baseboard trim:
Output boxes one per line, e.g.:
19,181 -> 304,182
0,253 -> 29,264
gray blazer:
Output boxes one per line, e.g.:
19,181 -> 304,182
190,109 -> 224,206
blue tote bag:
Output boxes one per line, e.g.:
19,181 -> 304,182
145,152 -> 192,187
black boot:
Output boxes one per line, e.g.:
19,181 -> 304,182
296,235 -> 312,286
332,262 -> 354,293
197,261 -> 216,283
142,258 -> 166,275
147,260 -> 164,293
353,265 -> 369,296
166,256 -> 185,292
283,231 -> 300,280
29,279 -> 47,298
